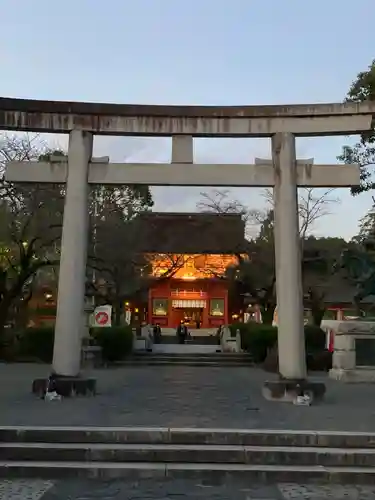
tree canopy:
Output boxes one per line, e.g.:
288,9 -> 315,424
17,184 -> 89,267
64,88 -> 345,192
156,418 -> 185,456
87,185 -> 154,324
338,60 -> 375,194
0,133 -> 156,334
0,134 -> 65,338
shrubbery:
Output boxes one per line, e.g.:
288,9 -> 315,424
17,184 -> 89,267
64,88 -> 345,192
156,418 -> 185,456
91,326 -> 133,362
231,321 -> 331,371
230,322 -> 277,363
17,326 -> 55,363
0,325 -> 134,364
304,324 -> 326,352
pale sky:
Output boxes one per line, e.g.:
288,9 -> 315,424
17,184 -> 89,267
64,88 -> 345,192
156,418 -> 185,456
1,0 -> 375,239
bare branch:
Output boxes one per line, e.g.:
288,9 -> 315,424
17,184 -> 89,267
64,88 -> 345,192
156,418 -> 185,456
196,189 -> 266,239
262,187 -> 340,238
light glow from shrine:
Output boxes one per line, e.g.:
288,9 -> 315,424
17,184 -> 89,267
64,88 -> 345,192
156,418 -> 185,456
181,274 -> 196,280
148,254 -> 239,279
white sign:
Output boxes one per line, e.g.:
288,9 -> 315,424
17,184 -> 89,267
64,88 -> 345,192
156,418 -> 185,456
93,305 -> 112,327
172,299 -> 206,308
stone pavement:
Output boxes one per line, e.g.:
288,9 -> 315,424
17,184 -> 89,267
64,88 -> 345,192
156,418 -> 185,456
2,479 -> 375,499
3,364 -> 375,498
2,363 -> 375,431
0,480 -> 375,500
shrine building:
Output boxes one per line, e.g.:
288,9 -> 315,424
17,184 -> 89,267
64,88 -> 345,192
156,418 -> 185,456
137,212 -> 247,329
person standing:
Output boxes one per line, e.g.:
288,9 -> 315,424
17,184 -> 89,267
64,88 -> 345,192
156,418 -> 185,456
153,323 -> 162,344
176,321 -> 188,344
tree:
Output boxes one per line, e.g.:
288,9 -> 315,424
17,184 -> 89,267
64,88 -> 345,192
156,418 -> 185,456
88,196 -> 199,325
196,189 -> 266,239
302,236 -> 348,325
229,210 -> 276,324
334,205 -> 375,314
338,60 -> 375,194
197,189 -> 339,325
86,184 -> 154,324
86,183 -> 199,325
0,133 -> 64,339
353,203 -> 375,244
263,187 -> 340,241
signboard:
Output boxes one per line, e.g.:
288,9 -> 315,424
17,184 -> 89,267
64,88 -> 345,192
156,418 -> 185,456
172,299 -> 206,308
93,305 -> 112,328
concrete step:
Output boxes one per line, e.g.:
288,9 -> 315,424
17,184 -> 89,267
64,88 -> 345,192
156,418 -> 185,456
120,361 -> 252,367
2,442 -> 375,467
132,353 -> 250,359
1,461 -> 375,483
2,427 -> 375,448
159,337 -> 219,346
3,427 -> 375,483
150,344 -> 223,354
126,353 -> 253,366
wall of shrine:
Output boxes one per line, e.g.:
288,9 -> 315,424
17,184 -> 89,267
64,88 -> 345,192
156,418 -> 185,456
148,278 -> 229,329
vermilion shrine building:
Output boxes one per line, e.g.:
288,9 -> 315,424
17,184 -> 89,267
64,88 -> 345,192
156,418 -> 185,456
138,212 -> 247,329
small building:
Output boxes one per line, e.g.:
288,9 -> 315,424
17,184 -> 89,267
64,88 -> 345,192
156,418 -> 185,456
137,212 -> 247,329
322,279 -> 375,319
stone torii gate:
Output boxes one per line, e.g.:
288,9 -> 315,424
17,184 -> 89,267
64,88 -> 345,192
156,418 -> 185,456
1,97 -> 373,400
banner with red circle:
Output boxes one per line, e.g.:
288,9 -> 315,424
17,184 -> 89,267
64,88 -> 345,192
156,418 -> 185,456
93,305 -> 112,327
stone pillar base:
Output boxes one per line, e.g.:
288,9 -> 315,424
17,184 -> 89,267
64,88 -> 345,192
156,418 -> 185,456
262,379 -> 326,403
329,368 -> 375,383
32,375 -> 97,398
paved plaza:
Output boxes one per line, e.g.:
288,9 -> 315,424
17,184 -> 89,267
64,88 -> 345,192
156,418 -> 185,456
3,363 -> 375,498
2,363 -> 375,431
2,478 -> 375,499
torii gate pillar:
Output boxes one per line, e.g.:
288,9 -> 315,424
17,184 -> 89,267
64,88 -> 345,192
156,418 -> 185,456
34,130 -> 96,397
273,133 -> 306,379
262,132 -> 325,402
52,130 -> 92,378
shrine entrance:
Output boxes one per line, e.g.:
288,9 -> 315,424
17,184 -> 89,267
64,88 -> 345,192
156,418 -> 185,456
173,306 -> 204,328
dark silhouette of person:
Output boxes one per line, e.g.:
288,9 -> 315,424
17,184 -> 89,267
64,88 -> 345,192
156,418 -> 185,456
176,321 -> 188,344
153,323 -> 162,344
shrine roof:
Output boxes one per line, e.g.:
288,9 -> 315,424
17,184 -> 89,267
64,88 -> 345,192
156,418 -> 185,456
136,212 -> 247,254
320,277 -> 375,305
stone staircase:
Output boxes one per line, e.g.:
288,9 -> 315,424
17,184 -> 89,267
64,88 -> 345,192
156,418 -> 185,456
1,427 -> 375,483
122,352 -> 254,367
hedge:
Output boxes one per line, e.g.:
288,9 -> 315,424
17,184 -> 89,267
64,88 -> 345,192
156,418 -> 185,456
91,326 -> 133,362
231,321 -> 329,368
17,326 -> 55,363
230,322 -> 277,363
1,325 -> 133,364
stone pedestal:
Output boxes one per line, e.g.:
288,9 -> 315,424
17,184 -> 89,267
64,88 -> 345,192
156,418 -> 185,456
322,320 -> 375,383
262,379 -> 326,403
32,376 -> 96,398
